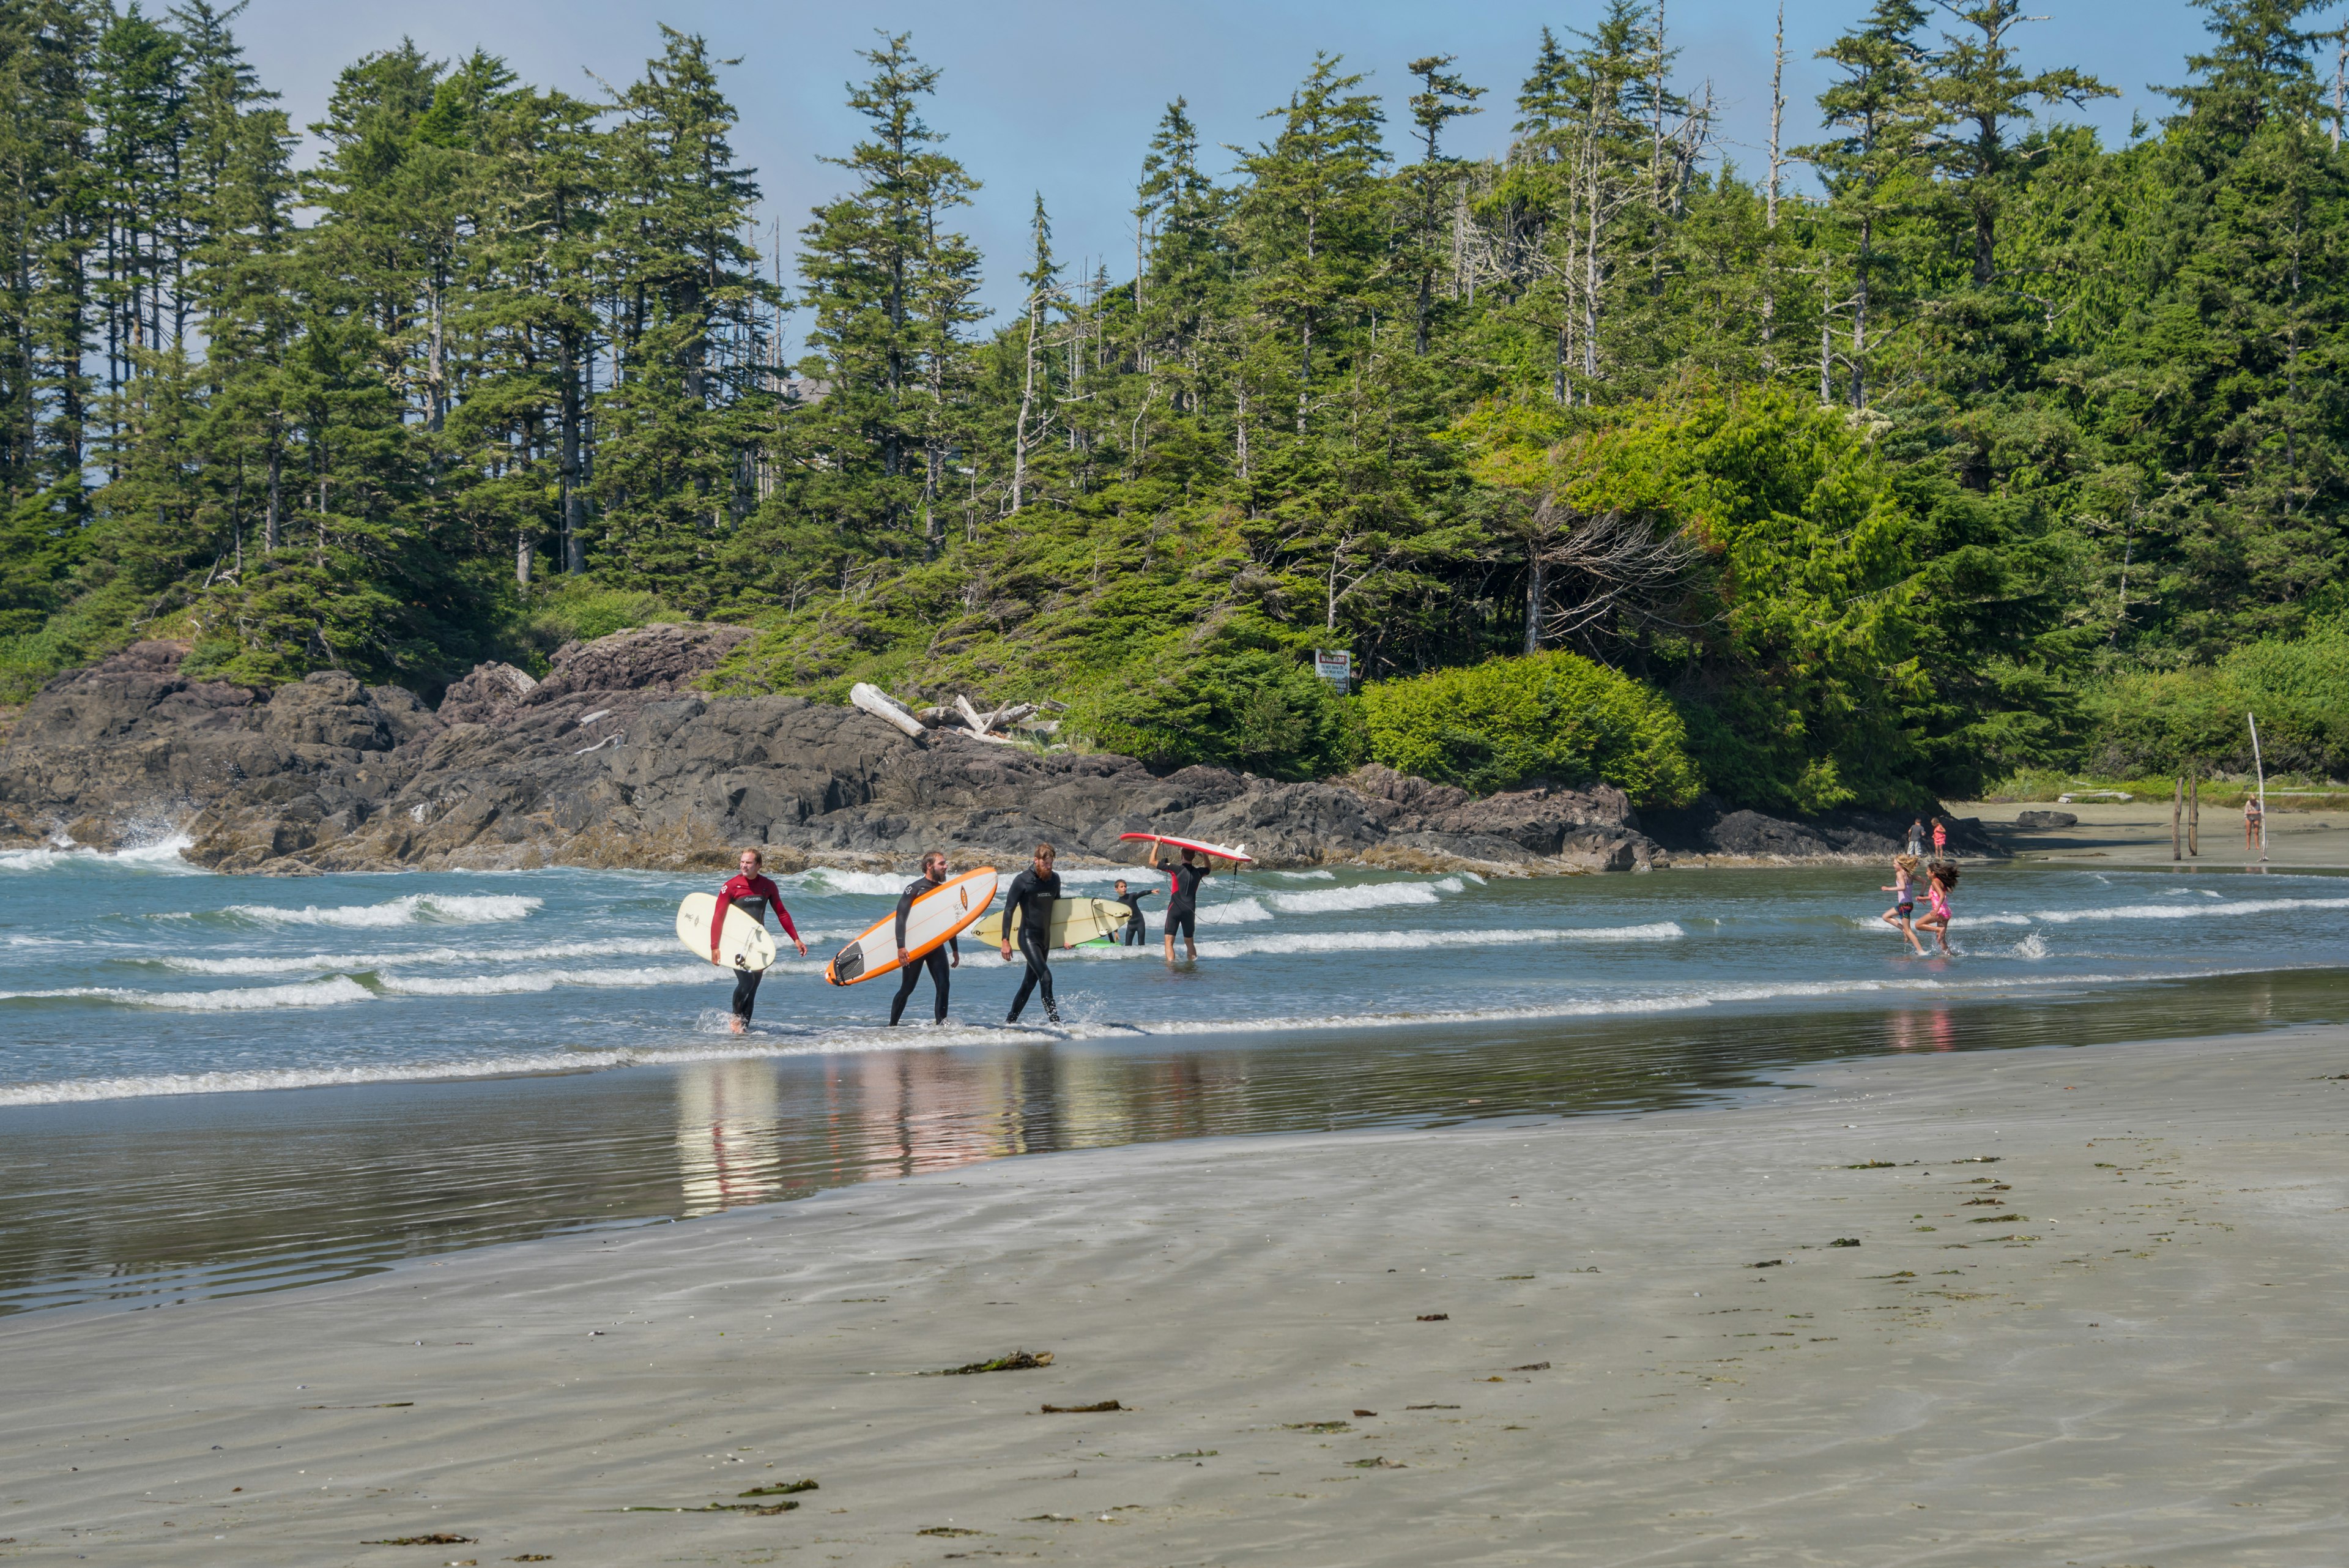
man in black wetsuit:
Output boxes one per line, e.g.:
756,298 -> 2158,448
1000,842 -> 1062,1024
1110,878 -> 1154,946
1148,841 -> 1212,963
888,850 -> 961,1026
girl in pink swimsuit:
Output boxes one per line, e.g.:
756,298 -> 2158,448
1914,863 -> 1959,954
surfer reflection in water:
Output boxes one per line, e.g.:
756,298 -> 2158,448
1148,841 -> 1214,964
1001,842 -> 1063,1024
888,849 -> 961,1026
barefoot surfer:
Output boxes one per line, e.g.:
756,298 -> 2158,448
1148,841 -> 1217,963
888,850 -> 962,1025
1001,842 -> 1063,1024
711,848 -> 806,1033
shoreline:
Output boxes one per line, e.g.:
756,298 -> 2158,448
8,1021 -> 2349,1564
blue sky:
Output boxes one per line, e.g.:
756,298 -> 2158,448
240,1 -> 2241,345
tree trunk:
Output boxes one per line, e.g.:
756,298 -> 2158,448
559,325 -> 585,574
264,434 -> 281,552
1011,297 -> 1040,512
1525,545 -> 1545,655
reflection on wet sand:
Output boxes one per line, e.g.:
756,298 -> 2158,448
1,967 -> 2342,1316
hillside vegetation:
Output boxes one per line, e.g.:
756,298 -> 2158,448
6,1 -> 2349,807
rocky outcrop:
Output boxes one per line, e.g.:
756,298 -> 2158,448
1,631 -> 1986,875
1641,794 -> 2003,863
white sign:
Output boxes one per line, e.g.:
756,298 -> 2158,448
1312,650 -> 1352,689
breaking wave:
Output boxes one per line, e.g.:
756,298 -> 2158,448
215,893 -> 542,928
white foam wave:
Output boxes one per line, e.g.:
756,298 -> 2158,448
0,833 -> 199,873
2031,896 -> 2349,925
1272,868 -> 1337,880
785,868 -> 910,897
0,976 -> 371,1011
219,893 -> 541,928
376,964 -> 743,996
155,937 -> 680,976
1196,896 -> 1272,924
1267,882 -> 1442,915
1203,922 -> 1683,957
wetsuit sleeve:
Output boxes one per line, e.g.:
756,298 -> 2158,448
710,875 -> 739,951
759,877 -> 798,942
894,885 -> 916,949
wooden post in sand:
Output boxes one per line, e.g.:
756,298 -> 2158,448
2172,777 -> 2183,860
2189,771 -> 2200,856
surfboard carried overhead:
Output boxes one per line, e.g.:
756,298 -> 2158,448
973,896 -> 1130,948
675,893 -> 778,972
825,867 -> 999,986
1117,831 -> 1255,864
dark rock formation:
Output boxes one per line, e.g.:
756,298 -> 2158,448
1642,794 -> 2004,863
1,630 -> 1986,875
2013,809 -> 2078,831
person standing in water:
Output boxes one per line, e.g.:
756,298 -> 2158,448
710,847 -> 806,1033
888,850 -> 961,1026
1001,842 -> 1063,1024
1110,878 -> 1155,946
1148,841 -> 1215,964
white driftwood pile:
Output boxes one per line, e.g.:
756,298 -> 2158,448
848,682 -> 1063,746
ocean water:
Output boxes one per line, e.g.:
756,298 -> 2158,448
4,836 -> 2346,1313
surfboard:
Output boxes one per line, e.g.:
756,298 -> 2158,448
676,892 -> 778,972
973,896 -> 1130,948
824,867 -> 1000,986
1117,831 -> 1255,865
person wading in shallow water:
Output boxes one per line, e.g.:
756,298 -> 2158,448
710,848 -> 805,1033
1148,841 -> 1219,964
888,850 -> 961,1027
1000,842 -> 1063,1025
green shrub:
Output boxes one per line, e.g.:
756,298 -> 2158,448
1359,651 -> 1702,806
1067,645 -> 1364,781
514,581 -> 679,667
2085,620 -> 2349,779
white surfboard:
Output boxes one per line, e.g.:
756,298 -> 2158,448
825,867 -> 999,986
973,896 -> 1130,948
676,893 -> 779,972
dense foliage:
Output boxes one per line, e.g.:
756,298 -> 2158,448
1361,650 -> 1699,804
6,1 -> 2349,804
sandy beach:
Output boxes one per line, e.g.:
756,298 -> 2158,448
1964,797 -> 2349,870
5,1024 -> 2347,1566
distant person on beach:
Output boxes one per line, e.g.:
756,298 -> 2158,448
888,850 -> 960,1027
1001,842 -> 1063,1024
2244,794 -> 2263,850
1906,818 -> 1926,858
1148,841 -> 1212,964
1915,862 -> 1959,954
711,848 -> 805,1033
1880,853 -> 1926,956
1931,818 -> 1949,857
1111,878 -> 1154,946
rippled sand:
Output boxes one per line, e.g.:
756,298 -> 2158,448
7,1024 -> 2347,1564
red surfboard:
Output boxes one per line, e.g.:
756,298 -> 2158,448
1117,832 -> 1255,864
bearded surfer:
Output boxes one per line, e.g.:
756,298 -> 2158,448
710,847 -> 806,1033
888,850 -> 962,1026
1000,842 -> 1063,1025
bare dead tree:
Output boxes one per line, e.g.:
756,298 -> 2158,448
1527,494 -> 1707,658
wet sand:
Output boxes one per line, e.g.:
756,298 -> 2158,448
6,1025 -> 2349,1566
1962,797 -> 2349,869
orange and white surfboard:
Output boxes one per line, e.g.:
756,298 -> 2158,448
823,867 -> 999,986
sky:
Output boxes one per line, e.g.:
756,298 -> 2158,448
234,0 -> 2237,348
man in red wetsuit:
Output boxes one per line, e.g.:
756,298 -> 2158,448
710,847 -> 805,1033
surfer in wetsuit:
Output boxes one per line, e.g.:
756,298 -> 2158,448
710,847 -> 806,1033
1000,842 -> 1063,1024
888,850 -> 961,1026
1110,878 -> 1154,946
1148,841 -> 1212,964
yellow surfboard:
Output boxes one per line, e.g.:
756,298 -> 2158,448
973,896 -> 1129,948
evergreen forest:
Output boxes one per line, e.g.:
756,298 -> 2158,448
7,0 -> 2349,812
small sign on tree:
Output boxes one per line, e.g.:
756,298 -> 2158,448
1312,650 -> 1353,691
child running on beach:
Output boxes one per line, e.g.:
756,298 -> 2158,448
1880,853 -> 1926,956
1914,862 -> 1960,954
